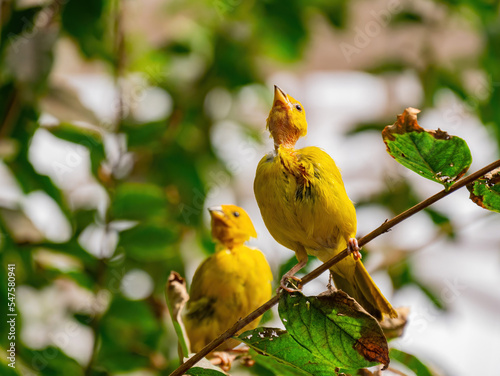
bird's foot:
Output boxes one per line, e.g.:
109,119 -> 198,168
241,354 -> 256,367
279,274 -> 303,293
210,351 -> 235,372
347,238 -> 362,261
278,260 -> 307,293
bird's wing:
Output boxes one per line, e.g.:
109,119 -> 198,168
290,146 -> 357,249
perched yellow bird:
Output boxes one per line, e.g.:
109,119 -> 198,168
254,86 -> 397,320
185,205 -> 273,352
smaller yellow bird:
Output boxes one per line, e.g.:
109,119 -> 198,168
184,205 -> 273,353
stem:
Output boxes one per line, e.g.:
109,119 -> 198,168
84,260 -> 106,376
169,159 -> 500,376
85,319 -> 101,376
113,0 -> 125,132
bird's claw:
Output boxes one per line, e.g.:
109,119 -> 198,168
210,351 -> 234,372
348,238 -> 362,261
279,275 -> 303,293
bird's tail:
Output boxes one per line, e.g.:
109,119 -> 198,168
331,260 -> 398,321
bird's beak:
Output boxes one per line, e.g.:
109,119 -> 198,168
274,85 -> 290,107
208,206 -> 225,220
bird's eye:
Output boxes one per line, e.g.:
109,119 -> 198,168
233,211 -> 240,217
295,104 -> 302,111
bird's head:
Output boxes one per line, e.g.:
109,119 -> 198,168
208,205 -> 257,248
266,85 -> 307,149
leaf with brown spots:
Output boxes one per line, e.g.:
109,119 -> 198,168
383,108 -> 472,189
277,290 -> 390,370
467,167 -> 500,213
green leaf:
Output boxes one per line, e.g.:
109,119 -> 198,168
96,350 -> 149,373
347,121 -> 387,135
256,1 -> 308,62
111,183 -> 167,221
43,268 -> 95,291
122,121 -> 167,149
21,346 -> 83,376
0,6 -> 43,56
118,223 -> 179,261
391,11 -> 424,24
97,298 -> 162,372
6,124 -> 72,219
425,208 -> 455,239
186,367 -> 227,376
183,356 -> 228,376
388,259 -> 445,310
390,349 -> 435,376
0,357 -> 22,376
278,291 -> 389,370
239,328 -> 340,376
415,282 -> 446,311
60,0 -> 111,60
250,352 -> 312,376
382,108 -> 472,189
310,0 -> 348,29
467,167 -> 500,213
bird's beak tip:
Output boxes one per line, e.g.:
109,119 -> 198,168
208,206 -> 225,219
273,85 -> 289,105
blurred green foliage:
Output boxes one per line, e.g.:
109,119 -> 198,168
0,0 -> 499,375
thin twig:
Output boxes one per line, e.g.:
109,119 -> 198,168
169,159 -> 500,376
86,2 -> 125,374
113,0 -> 125,132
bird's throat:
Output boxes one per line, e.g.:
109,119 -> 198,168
272,128 -> 300,150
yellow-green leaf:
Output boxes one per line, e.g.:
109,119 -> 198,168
390,349 -> 435,376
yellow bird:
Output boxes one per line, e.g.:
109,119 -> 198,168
254,86 -> 397,320
185,205 -> 273,352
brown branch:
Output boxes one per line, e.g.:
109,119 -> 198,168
169,159 -> 500,376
